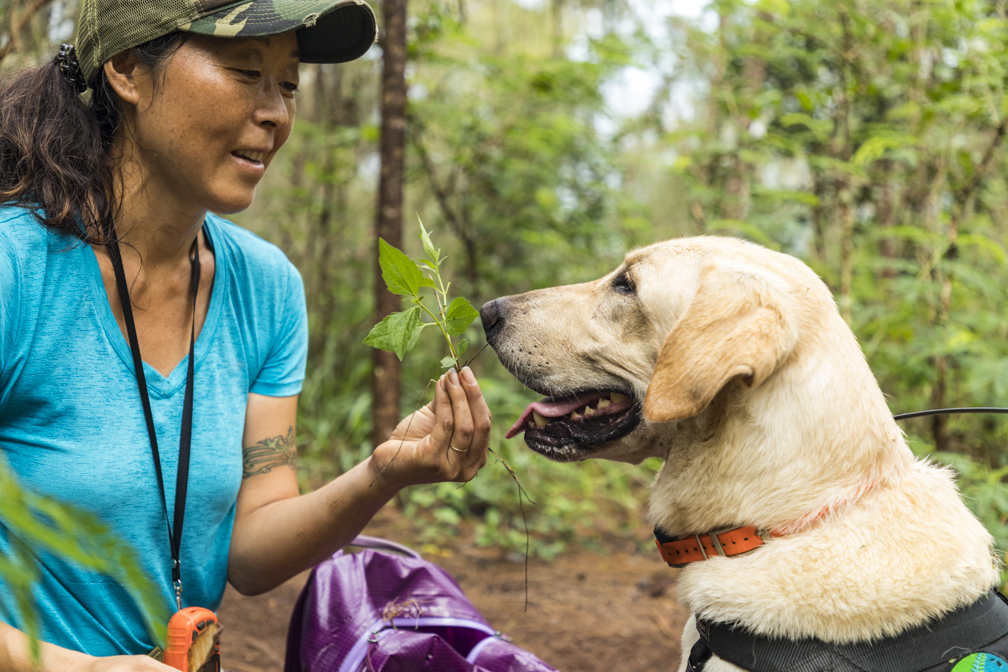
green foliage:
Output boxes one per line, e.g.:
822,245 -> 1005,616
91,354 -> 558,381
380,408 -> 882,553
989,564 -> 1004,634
234,0 -> 1008,573
364,220 -> 479,368
651,0 -> 1008,576
0,459 -> 168,655
4,0 -> 1006,592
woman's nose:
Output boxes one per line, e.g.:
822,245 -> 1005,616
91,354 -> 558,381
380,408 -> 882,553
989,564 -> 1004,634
254,85 -> 291,129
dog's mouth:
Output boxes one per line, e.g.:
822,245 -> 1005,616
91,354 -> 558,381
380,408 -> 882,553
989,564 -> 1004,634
505,390 -> 642,460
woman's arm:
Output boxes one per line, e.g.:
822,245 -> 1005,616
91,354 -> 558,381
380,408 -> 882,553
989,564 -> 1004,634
227,367 -> 490,596
0,622 -> 174,672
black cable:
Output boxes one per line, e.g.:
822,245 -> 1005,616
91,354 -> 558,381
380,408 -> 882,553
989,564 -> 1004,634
893,407 -> 1008,421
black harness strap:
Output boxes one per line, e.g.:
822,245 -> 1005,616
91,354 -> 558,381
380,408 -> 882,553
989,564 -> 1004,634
692,591 -> 1008,672
687,638 -> 713,672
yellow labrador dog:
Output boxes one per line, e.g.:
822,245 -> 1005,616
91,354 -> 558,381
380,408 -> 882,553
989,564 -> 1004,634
480,236 -> 1002,672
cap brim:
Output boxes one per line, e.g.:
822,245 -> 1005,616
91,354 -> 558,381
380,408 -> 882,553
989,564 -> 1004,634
185,0 -> 377,64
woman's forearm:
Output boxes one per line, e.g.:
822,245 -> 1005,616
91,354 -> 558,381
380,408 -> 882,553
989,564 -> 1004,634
226,454 -> 398,595
0,621 -> 97,672
228,371 -> 490,596
0,621 -> 85,671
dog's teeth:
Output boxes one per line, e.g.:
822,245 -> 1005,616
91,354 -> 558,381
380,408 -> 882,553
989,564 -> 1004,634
570,411 -> 581,420
528,420 -> 534,429
532,411 -> 549,427
597,398 -> 611,409
610,392 -> 628,403
583,406 -> 595,417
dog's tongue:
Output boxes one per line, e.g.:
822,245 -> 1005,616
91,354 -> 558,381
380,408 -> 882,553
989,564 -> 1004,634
506,392 -> 606,439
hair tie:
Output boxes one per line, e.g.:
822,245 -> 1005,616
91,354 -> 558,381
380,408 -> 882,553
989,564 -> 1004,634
56,44 -> 88,94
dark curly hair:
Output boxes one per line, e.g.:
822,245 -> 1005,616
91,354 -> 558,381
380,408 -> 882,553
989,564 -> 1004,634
0,33 -> 189,242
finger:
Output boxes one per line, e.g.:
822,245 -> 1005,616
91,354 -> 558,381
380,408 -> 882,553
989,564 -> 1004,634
459,366 -> 491,464
445,368 -> 475,456
430,374 -> 454,451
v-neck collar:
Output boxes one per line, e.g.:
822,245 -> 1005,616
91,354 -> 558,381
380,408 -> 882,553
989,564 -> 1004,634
85,218 -> 226,399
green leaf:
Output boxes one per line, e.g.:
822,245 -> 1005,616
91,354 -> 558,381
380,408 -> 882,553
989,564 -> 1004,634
851,135 -> 909,167
363,307 -> 423,360
440,355 -> 458,369
419,276 -> 436,289
378,238 -> 424,297
457,339 -> 469,357
444,297 -> 480,337
419,259 -> 438,270
418,216 -> 439,264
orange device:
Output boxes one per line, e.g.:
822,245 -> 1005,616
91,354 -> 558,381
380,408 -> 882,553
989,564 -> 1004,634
164,607 -> 221,672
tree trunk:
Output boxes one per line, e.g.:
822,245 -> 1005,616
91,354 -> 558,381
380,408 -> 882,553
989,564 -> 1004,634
371,0 -> 408,448
551,0 -> 564,58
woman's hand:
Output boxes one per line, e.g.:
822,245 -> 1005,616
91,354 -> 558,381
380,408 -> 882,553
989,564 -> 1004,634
371,367 -> 491,489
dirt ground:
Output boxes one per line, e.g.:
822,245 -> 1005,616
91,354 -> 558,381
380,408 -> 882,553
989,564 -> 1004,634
216,505 -> 691,672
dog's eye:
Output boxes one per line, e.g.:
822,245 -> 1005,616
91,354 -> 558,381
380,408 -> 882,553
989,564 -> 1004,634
612,272 -> 636,295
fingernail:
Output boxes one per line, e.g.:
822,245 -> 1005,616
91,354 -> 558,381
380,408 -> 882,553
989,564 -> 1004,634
461,366 -> 476,385
448,369 -> 459,386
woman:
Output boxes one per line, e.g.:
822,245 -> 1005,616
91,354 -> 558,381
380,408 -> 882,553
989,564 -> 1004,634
0,0 -> 492,669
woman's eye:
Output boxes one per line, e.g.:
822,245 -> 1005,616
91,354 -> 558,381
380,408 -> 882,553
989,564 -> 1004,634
236,69 -> 261,79
282,82 -> 299,94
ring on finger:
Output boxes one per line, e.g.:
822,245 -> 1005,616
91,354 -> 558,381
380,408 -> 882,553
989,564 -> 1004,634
449,444 -> 470,453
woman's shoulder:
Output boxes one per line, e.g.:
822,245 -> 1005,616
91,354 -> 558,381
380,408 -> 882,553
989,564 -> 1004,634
0,205 -> 72,279
205,213 -> 300,279
0,204 -> 59,250
204,214 -> 304,320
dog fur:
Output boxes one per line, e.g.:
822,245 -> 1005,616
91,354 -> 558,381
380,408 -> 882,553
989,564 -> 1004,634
483,236 -> 1001,672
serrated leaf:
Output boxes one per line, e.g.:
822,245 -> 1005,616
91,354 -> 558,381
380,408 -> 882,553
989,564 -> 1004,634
363,307 -> 422,360
379,238 -> 424,298
444,297 -> 480,337
440,355 -> 458,369
457,339 -> 469,357
418,216 -> 439,264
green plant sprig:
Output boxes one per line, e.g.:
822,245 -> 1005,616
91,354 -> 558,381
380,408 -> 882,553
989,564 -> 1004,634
364,219 -> 536,609
364,217 -> 479,372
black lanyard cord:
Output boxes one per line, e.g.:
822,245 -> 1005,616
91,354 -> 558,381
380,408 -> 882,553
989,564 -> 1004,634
107,227 -> 200,612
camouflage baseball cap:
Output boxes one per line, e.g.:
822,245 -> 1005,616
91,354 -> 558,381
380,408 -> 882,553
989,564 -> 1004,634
75,0 -> 377,85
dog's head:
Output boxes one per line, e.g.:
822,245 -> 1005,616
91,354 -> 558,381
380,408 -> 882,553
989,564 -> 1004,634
482,236 -> 854,465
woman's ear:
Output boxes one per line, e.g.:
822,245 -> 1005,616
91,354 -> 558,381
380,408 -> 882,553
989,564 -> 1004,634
642,260 -> 798,423
103,49 -> 143,107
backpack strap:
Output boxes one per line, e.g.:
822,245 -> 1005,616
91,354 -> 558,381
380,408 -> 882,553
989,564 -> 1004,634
697,591 -> 1008,672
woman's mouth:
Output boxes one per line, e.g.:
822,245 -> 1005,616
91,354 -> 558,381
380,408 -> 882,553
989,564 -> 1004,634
232,150 -> 265,165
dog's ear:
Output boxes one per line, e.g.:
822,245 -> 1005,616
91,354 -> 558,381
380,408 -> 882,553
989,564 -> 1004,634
643,261 -> 797,423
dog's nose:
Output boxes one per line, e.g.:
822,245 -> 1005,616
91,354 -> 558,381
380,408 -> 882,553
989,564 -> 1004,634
480,299 -> 505,341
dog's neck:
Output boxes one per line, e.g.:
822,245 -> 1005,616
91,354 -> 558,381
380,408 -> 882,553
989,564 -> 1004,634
648,324 -> 1000,642
648,322 -> 912,538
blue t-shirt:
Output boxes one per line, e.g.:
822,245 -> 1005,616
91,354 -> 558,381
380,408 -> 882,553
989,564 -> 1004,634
0,207 -> 308,656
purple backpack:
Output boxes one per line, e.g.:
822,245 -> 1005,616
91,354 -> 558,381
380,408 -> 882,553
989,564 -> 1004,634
284,536 -> 559,672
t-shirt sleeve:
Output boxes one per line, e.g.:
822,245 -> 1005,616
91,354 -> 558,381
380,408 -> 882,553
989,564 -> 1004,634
0,229 -> 22,383
249,262 -> 308,397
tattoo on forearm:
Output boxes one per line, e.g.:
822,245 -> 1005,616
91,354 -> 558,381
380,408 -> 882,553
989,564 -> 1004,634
242,426 -> 297,479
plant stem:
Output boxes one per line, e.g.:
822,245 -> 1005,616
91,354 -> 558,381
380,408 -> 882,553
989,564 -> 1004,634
416,301 -> 459,364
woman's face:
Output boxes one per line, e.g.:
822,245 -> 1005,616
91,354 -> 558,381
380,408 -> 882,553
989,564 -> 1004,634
116,31 -> 300,215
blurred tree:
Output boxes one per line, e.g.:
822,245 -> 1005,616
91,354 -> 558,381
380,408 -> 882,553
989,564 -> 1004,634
372,0 -> 410,446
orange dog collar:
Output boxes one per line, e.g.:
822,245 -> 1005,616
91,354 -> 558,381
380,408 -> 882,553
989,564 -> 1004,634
654,525 -> 771,567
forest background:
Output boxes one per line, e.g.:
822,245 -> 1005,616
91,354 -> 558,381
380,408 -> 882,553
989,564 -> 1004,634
2,0 -> 1008,624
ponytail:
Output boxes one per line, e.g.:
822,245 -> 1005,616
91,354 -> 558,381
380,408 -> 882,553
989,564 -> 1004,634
0,33 -> 188,242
